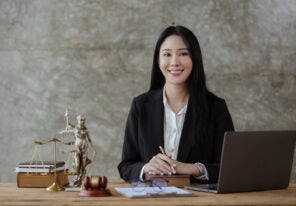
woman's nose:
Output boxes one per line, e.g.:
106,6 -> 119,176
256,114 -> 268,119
170,54 -> 180,66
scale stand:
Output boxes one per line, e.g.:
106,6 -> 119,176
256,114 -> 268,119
46,137 -> 65,192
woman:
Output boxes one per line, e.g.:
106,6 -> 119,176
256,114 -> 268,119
118,25 -> 234,183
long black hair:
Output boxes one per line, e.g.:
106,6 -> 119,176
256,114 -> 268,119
149,25 -> 209,138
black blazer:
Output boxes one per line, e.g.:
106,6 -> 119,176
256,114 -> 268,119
118,88 -> 234,183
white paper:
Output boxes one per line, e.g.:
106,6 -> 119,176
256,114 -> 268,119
114,186 -> 194,198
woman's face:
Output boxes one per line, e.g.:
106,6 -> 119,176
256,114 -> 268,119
159,35 -> 192,87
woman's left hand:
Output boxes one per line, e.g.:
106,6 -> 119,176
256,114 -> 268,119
169,159 -> 201,176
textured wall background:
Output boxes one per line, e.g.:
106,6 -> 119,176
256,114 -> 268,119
0,0 -> 295,183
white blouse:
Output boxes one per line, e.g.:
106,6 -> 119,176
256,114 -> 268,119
163,88 -> 187,160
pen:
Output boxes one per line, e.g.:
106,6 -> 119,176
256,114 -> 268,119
159,146 -> 166,155
147,192 -> 177,197
159,146 -> 176,174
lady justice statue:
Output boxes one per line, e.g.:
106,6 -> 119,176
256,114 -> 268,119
60,109 -> 96,187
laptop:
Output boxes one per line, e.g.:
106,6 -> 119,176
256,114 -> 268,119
185,131 -> 296,193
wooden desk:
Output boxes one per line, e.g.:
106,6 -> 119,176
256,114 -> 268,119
0,183 -> 295,206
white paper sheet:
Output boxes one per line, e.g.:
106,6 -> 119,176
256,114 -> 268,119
114,186 -> 195,198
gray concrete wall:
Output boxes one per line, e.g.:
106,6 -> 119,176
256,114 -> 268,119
0,0 -> 295,183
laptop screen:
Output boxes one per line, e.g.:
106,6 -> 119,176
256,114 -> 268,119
217,131 -> 296,193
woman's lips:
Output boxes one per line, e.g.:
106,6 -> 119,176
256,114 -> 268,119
168,69 -> 184,76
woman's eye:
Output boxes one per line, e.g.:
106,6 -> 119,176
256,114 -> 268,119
162,53 -> 171,57
179,52 -> 189,56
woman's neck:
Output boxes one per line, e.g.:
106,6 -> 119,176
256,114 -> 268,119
164,84 -> 189,114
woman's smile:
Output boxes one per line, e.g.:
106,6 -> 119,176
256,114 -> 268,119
168,68 -> 184,76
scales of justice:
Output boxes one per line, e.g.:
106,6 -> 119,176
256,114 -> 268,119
29,109 -> 97,192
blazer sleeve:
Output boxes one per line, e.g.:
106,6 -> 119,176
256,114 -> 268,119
117,99 -> 146,181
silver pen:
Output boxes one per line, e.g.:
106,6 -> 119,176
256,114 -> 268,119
159,145 -> 166,155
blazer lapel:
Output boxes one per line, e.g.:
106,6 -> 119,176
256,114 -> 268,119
144,89 -> 164,155
152,97 -> 164,149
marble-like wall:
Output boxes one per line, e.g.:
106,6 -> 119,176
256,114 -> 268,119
0,0 -> 295,183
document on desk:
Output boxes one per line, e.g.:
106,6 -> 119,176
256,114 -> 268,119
114,186 -> 195,198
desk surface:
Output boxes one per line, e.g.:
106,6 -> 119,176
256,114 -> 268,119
0,182 -> 295,206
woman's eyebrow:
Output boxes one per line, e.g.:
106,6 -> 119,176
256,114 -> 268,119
161,48 -> 188,51
178,48 -> 189,51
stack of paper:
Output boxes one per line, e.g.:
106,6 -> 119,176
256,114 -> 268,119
15,161 -> 65,173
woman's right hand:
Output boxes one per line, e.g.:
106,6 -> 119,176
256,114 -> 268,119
143,153 -> 176,175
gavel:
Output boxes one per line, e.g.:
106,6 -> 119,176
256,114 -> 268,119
83,176 -> 108,190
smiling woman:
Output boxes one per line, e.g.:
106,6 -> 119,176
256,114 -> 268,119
118,25 -> 234,184
159,35 -> 193,89
158,35 -> 193,114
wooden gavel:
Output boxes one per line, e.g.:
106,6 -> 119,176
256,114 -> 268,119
83,176 -> 108,190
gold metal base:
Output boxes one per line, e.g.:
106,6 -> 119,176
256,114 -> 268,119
46,182 -> 65,192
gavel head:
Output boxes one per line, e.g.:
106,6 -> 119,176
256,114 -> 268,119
83,176 -> 108,190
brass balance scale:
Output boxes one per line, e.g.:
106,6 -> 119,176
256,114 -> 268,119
26,109 -> 96,192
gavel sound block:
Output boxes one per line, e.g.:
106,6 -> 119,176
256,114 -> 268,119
79,176 -> 111,197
